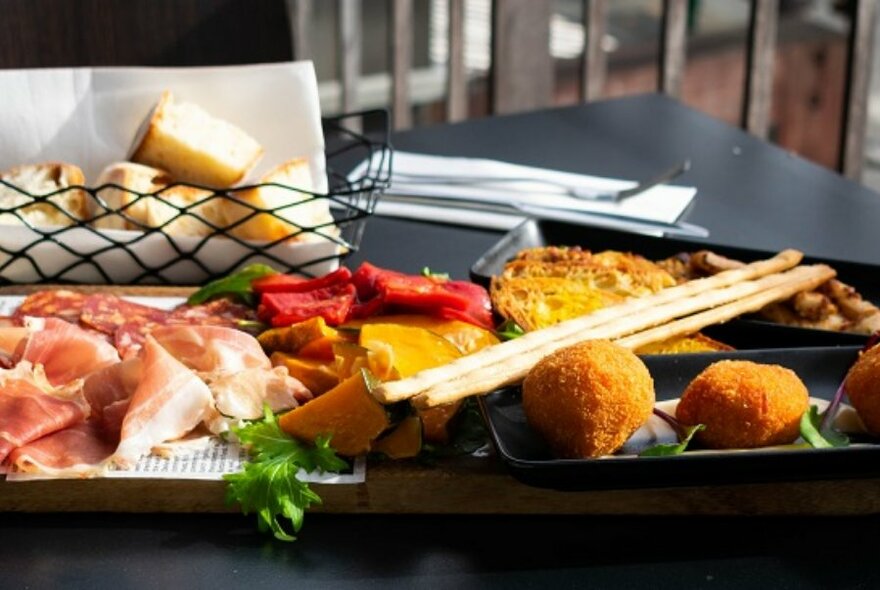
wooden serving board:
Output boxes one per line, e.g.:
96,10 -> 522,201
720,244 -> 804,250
2,285 -> 880,516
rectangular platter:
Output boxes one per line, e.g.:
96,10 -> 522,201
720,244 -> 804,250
470,219 -> 879,348
2,286 -> 880,516
479,347 -> 877,491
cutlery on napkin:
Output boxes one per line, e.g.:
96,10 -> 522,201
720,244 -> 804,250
351,151 -> 706,237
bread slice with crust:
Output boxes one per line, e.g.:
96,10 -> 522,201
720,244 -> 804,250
130,91 -> 263,188
0,162 -> 88,227
226,158 -> 338,243
92,161 -> 225,237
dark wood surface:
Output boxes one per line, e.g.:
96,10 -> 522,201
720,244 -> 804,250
491,0 -> 554,114
841,0 -> 878,179
390,0 -> 414,130
743,0 -> 779,138
0,0 -> 294,68
446,0 -> 468,122
659,0 -> 688,97
581,0 -> 608,102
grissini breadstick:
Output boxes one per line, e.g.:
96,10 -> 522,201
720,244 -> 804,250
615,267 -> 835,350
373,249 -> 803,404
410,264 -> 834,408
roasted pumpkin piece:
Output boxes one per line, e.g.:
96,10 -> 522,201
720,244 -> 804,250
333,341 -> 371,381
371,415 -> 423,459
366,346 -> 400,382
271,352 -> 338,396
634,333 -> 734,355
278,369 -> 389,457
343,314 -> 500,354
417,399 -> 464,445
258,316 -> 352,361
358,323 -> 462,379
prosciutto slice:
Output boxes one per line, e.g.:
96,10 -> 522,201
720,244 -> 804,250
150,325 -> 271,373
8,420 -> 115,477
203,366 -> 311,435
82,358 -> 143,439
111,336 -> 213,468
151,324 -> 312,435
0,363 -> 88,463
18,317 -> 120,386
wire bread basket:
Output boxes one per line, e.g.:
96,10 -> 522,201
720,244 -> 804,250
0,109 -> 391,285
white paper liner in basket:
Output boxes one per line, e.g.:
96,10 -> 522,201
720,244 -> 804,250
0,224 -> 342,284
0,62 -> 344,284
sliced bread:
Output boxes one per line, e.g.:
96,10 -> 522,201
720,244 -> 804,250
130,91 -> 263,187
0,162 -> 88,227
226,158 -> 338,243
93,161 -> 225,237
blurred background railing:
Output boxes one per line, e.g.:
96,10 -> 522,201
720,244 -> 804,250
2,0 -> 879,188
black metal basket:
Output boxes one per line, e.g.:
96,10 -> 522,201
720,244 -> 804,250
0,109 -> 391,285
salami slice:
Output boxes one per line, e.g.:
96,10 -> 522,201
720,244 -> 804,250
169,299 -> 256,328
80,294 -> 170,336
12,290 -> 87,325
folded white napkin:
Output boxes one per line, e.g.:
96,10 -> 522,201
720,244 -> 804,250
362,152 -> 698,232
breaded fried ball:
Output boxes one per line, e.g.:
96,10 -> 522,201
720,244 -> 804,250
676,360 -> 809,449
522,340 -> 654,458
844,345 -> 880,435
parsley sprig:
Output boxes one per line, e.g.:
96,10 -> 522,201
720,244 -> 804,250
224,408 -> 348,541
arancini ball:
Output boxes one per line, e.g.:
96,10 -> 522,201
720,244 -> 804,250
675,360 -> 809,449
844,344 -> 880,435
522,339 -> 655,458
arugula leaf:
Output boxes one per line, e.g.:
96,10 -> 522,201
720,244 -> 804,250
421,266 -> 450,280
639,424 -> 705,457
800,405 -> 849,449
224,408 -> 348,541
187,263 -> 278,306
496,319 -> 525,341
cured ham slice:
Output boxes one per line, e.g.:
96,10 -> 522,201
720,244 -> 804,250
8,420 -> 115,477
18,317 -> 120,386
82,358 -> 143,439
0,326 -> 27,356
111,336 -> 213,468
151,324 -> 271,373
203,366 -> 311,435
0,363 -> 89,463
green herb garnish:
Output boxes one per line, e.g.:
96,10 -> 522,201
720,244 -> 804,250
224,408 -> 348,541
421,266 -> 450,280
800,405 -> 849,449
639,424 -> 705,457
496,319 -> 525,341
187,263 -> 278,306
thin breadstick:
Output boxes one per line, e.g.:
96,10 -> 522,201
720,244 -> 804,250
409,264 -> 834,408
614,265 -> 836,350
374,249 -> 803,404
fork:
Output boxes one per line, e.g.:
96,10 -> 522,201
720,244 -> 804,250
391,159 -> 691,202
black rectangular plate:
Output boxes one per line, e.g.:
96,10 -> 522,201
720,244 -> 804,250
479,347 -> 879,491
470,219 -> 878,348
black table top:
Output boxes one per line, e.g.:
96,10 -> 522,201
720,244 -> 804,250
4,94 -> 880,589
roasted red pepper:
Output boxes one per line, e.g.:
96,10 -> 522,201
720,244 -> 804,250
254,261 -> 494,330
261,284 -> 357,326
437,280 -> 494,329
252,267 -> 352,294
376,275 -> 471,311
351,262 -> 394,300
